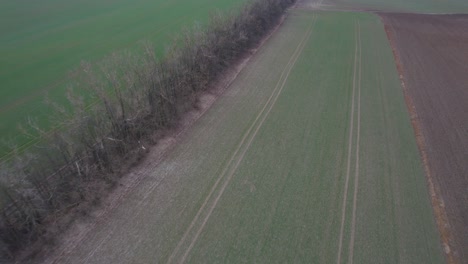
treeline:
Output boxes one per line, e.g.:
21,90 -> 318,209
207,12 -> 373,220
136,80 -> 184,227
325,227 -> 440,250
0,0 -> 295,259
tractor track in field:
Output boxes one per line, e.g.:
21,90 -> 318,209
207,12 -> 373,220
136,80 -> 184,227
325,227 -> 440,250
166,15 -> 317,264
336,20 -> 361,264
347,20 -> 362,264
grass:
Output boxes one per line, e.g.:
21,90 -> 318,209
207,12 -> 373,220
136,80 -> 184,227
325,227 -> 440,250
55,10 -> 443,263
0,0 -> 246,157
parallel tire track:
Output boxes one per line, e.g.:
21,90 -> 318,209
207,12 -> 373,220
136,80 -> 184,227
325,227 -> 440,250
347,21 -> 362,264
336,20 -> 361,264
167,15 -> 317,264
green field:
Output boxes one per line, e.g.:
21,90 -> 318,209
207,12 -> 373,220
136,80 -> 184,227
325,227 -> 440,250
0,0 -> 246,157
51,10 -> 443,263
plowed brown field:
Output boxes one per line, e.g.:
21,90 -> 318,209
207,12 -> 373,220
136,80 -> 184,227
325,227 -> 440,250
382,13 -> 468,263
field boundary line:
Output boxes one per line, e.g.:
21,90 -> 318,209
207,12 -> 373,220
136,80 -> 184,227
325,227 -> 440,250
347,20 -> 362,264
336,20 -> 358,264
381,17 -> 459,264
167,15 -> 317,264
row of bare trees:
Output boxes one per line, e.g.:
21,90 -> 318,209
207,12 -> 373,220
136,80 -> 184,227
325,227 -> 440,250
0,0 -> 295,259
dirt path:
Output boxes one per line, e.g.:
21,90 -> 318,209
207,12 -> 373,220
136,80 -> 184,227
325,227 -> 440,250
168,15 -> 318,264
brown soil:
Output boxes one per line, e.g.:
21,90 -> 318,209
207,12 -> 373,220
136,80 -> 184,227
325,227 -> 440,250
380,13 -> 468,264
